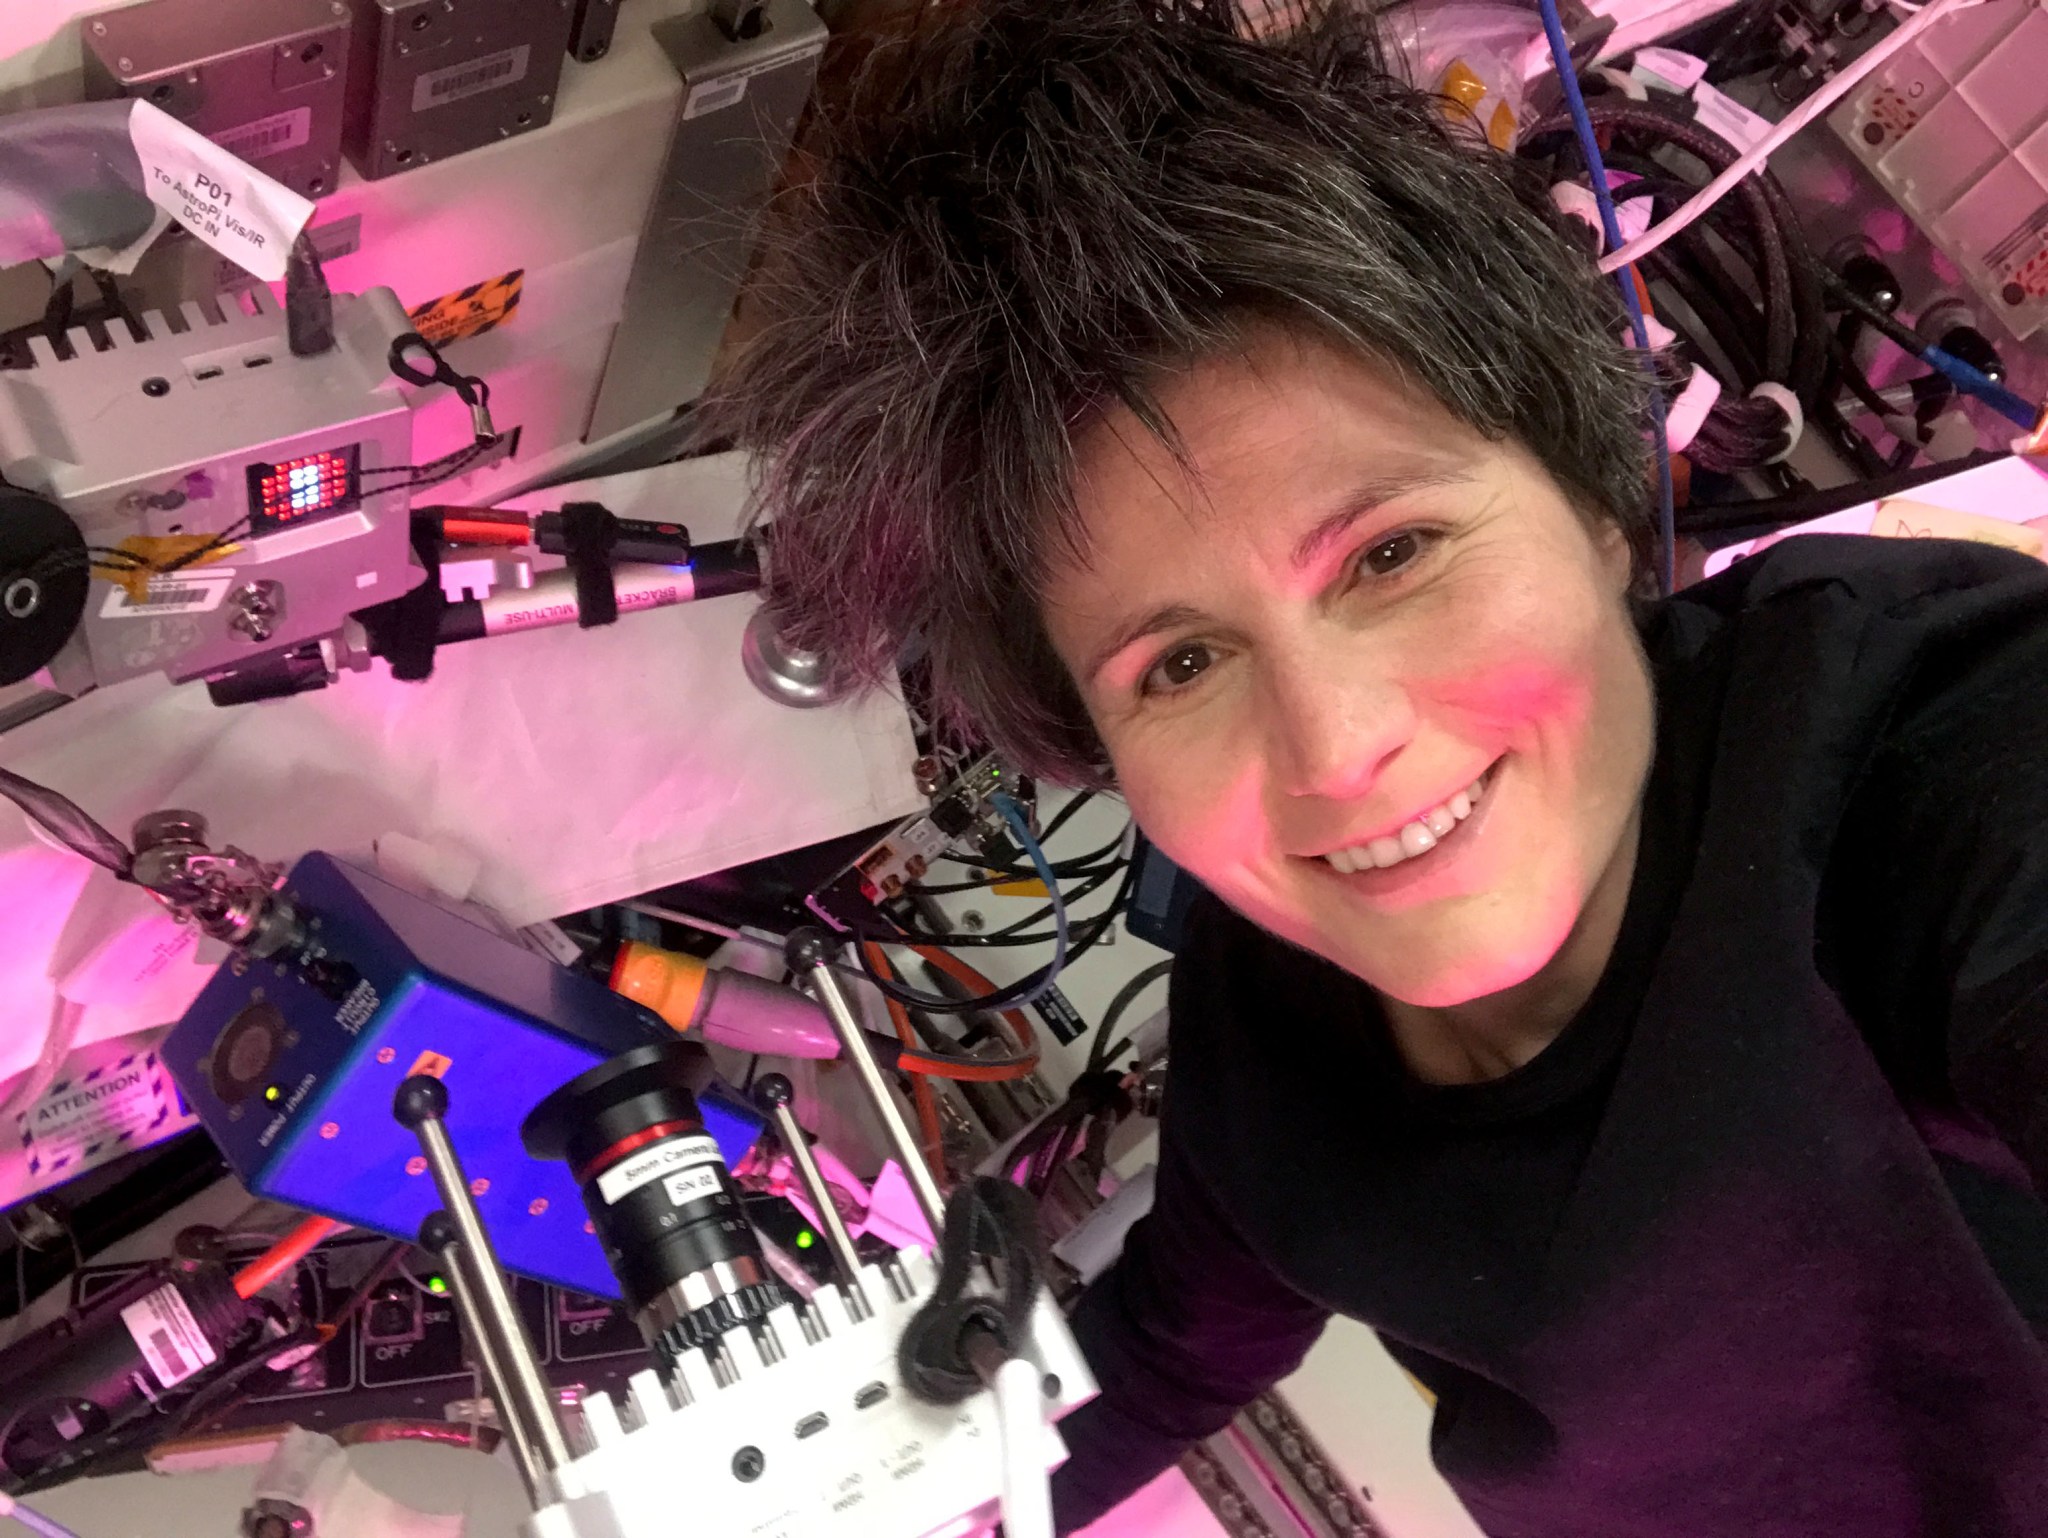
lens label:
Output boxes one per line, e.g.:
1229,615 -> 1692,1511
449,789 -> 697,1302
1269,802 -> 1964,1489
663,1165 -> 724,1209
597,1134 -> 722,1206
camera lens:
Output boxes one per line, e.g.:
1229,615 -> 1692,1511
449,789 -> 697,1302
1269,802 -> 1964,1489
522,1040 -> 783,1379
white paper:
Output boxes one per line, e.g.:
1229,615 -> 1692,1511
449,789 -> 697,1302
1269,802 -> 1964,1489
127,99 -> 314,283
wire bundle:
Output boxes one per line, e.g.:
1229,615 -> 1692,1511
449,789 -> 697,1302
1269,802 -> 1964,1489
1521,92 -> 1828,482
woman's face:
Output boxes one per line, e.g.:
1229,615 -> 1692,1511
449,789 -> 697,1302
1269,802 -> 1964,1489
1041,331 -> 1655,1008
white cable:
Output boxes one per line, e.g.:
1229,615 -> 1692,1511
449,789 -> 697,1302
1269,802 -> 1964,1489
1750,381 -> 1807,463
1598,0 -> 1973,275
993,1354 -> 1054,1538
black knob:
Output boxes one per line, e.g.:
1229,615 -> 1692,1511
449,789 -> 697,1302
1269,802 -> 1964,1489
785,928 -> 836,972
418,1210 -> 458,1255
1838,252 -> 1902,314
754,1073 -> 794,1112
1934,325 -> 2004,385
393,1074 -> 449,1128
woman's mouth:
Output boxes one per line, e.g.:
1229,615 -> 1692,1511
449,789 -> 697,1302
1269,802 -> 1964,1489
1320,762 -> 1498,875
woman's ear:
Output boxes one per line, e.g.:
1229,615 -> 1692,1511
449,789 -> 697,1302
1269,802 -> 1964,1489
1597,518 -> 1636,597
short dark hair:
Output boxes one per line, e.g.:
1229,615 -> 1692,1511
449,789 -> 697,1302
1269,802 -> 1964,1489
702,0 -> 1649,786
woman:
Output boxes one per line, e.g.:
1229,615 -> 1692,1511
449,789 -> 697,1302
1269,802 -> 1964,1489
702,2 -> 2048,1532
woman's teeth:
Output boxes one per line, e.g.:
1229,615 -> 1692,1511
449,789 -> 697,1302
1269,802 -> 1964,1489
1323,776 -> 1487,874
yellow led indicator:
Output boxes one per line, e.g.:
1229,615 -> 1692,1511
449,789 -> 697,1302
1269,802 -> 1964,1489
264,1085 -> 282,1103
796,1230 -> 816,1250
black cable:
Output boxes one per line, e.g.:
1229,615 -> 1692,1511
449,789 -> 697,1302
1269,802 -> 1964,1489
1676,449 -> 2010,535
1090,959 -> 1174,1073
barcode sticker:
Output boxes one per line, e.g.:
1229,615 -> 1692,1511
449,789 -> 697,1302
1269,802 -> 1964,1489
663,1165 -> 725,1209
413,46 -> 531,112
682,76 -> 748,120
100,572 -> 234,619
1692,83 -> 1772,153
211,107 -> 314,163
596,1135 -> 722,1205
122,1284 -> 217,1390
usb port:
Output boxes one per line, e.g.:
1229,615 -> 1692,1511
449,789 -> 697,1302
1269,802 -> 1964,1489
243,355 -> 273,369
193,366 -> 224,382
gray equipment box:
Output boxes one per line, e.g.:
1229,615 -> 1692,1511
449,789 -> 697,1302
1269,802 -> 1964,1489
80,0 -> 354,202
0,285 -> 422,691
342,0 -> 577,181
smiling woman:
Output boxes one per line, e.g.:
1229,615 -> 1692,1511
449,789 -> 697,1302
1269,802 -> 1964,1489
700,2 -> 2048,1535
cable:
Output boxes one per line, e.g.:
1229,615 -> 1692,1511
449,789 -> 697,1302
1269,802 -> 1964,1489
1534,0 -> 1675,594
1823,272 -> 2040,429
1091,959 -> 1174,1073
0,1493 -> 82,1538
1601,0 -> 1973,276
857,793 -> 1070,1013
234,1215 -> 346,1299
1675,448 -> 2009,535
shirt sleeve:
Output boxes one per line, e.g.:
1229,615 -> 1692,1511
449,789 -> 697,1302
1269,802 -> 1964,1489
1819,543 -> 2048,1196
1049,1133 -> 1332,1533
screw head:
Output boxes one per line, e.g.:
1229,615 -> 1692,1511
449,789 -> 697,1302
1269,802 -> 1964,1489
117,56 -> 134,72
92,20 -> 107,33
528,1198 -> 548,1215
376,1047 -> 396,1064
731,1446 -> 765,1482
470,1177 -> 489,1196
142,376 -> 169,397
320,1121 -> 340,1139
406,1156 -> 427,1176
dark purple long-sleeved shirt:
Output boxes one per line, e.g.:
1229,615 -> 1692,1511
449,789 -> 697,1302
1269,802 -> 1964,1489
1053,536 -> 2048,1536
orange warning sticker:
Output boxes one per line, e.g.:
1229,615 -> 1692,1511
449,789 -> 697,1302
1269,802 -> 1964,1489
404,1050 -> 454,1080
407,269 -> 524,347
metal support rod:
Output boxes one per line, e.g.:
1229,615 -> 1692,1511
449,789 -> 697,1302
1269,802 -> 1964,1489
420,1212 -> 542,1503
788,931 -> 949,1237
394,1076 -> 573,1476
754,1073 -> 870,1320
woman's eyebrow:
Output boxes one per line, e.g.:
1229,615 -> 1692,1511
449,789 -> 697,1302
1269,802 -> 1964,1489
1085,602 -> 1207,684
1289,468 -> 1470,572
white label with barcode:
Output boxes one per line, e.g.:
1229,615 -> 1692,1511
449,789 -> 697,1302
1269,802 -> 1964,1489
100,572 -> 234,619
414,46 -> 531,112
663,1165 -> 725,1209
121,1284 -> 218,1390
211,107 -> 314,163
597,1135 -> 723,1205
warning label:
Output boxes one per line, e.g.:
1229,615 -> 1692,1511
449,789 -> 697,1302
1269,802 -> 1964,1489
408,270 -> 525,347
13,1044 -> 200,1194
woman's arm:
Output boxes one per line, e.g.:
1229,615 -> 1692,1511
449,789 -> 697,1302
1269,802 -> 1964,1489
1051,1135 -> 1332,1533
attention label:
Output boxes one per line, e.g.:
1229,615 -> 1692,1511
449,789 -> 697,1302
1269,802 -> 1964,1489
121,1284 -> 218,1390
597,1135 -> 720,1206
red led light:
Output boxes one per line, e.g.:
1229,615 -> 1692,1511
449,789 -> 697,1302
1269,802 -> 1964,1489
249,447 -> 359,529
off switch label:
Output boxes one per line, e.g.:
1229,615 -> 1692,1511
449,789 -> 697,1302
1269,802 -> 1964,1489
596,1135 -> 721,1206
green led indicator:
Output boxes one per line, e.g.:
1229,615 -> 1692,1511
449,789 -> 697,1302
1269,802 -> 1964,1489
796,1230 -> 816,1250
427,1275 -> 448,1295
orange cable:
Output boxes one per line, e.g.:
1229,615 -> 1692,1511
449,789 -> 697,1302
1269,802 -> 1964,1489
889,945 -> 1039,1082
234,1215 -> 345,1299
862,944 -> 948,1179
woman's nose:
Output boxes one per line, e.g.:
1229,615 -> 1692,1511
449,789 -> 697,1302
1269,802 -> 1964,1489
1263,649 -> 1415,803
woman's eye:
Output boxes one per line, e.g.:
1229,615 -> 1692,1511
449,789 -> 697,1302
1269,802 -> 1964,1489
1142,642 -> 1212,695
1360,530 -> 1424,576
